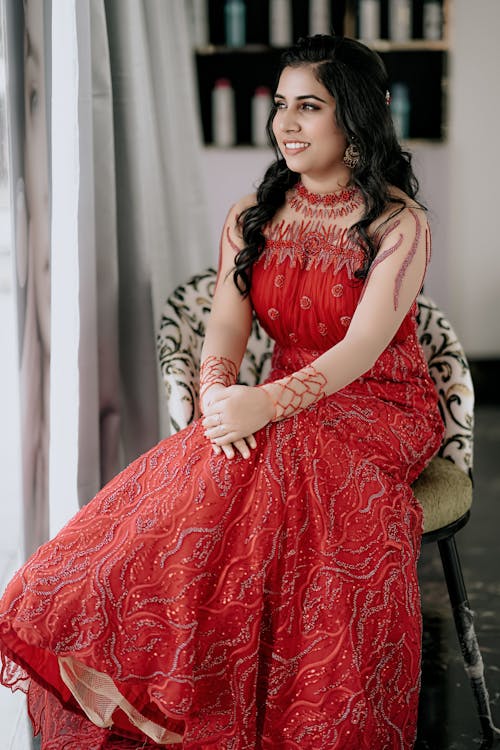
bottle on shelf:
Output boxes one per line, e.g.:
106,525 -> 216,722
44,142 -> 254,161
212,79 -> 236,147
187,0 -> 209,48
269,0 -> 293,47
390,82 -> 411,140
224,0 -> 246,47
388,0 -> 412,42
309,0 -> 331,36
358,0 -> 380,41
251,86 -> 272,147
423,0 -> 442,40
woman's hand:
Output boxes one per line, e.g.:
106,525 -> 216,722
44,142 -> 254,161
201,384 -> 256,460
211,435 -> 257,460
202,385 -> 274,459
200,383 -> 227,417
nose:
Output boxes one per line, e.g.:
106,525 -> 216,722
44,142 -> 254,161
278,108 -> 300,133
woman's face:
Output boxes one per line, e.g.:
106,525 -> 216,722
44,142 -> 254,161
272,64 -> 349,185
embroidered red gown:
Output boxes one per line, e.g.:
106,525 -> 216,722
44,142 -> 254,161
0,185 -> 443,749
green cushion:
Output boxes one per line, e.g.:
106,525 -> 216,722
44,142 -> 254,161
412,456 -> 473,534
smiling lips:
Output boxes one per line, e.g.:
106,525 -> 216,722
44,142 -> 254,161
282,141 -> 310,155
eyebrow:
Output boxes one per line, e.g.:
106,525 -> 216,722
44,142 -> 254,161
274,93 -> 328,104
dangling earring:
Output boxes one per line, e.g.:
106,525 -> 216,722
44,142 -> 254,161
343,142 -> 360,169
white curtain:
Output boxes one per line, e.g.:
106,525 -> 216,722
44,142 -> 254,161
1,3 -> 209,740
50,0 -> 210,529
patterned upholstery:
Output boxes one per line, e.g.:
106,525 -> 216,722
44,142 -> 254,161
157,267 -> 474,534
157,268 -> 273,434
415,297 -> 474,476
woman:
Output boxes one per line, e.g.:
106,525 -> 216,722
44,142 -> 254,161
0,35 -> 443,749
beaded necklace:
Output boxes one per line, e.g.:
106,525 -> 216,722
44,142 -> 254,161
289,181 -> 363,220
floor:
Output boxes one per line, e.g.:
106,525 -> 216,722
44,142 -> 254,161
416,404 -> 500,749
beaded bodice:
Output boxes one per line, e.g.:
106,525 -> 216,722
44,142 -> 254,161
250,180 -> 420,370
251,182 -> 362,351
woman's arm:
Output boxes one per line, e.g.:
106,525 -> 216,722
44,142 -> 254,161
200,201 -> 254,406
204,205 -> 430,439
199,199 -> 257,458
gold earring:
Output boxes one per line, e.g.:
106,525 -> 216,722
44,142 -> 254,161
343,143 -> 360,168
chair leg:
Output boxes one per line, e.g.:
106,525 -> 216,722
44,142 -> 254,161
438,534 -> 500,748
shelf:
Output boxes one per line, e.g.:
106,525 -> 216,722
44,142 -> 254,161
358,39 -> 448,52
196,39 -> 448,55
194,0 -> 451,144
195,44 -> 273,55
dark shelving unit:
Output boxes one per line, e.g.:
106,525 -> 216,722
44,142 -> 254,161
194,0 -> 450,145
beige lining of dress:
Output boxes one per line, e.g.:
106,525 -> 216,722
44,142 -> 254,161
58,656 -> 183,745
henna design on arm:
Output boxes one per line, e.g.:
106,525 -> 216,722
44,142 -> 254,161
226,225 -> 241,253
261,364 -> 327,422
362,208 -> 425,311
393,209 -> 421,310
199,355 -> 238,402
216,225 -> 242,286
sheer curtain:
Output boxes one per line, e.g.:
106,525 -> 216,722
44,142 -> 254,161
1,3 -> 209,741
51,0 -> 210,530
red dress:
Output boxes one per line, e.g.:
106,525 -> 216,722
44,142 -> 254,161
0,189 -> 443,749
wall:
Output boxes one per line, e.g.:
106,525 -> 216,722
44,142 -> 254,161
447,0 -> 500,356
200,0 -> 500,358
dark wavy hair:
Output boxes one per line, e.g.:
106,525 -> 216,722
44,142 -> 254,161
233,34 -> 421,295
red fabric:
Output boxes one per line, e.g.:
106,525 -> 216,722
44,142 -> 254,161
0,228 -> 443,749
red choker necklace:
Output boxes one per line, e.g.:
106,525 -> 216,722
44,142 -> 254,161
290,182 -> 363,219
295,182 -> 358,205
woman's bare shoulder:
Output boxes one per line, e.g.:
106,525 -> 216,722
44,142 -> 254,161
225,193 -> 257,228
221,193 -> 257,246
370,187 -> 427,236
386,185 -> 423,213
233,192 -> 257,218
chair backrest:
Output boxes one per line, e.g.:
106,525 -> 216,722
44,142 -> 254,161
415,296 -> 474,475
157,267 -> 474,475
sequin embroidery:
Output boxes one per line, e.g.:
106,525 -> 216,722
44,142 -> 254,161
0,190 -> 443,750
264,220 -> 365,276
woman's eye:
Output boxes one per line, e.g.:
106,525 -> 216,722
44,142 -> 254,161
273,101 -> 318,112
